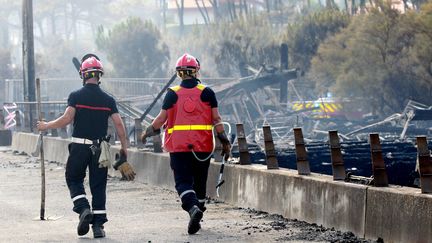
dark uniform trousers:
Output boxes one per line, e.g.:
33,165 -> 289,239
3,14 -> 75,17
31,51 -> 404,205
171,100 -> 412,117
170,152 -> 211,212
66,143 -> 108,226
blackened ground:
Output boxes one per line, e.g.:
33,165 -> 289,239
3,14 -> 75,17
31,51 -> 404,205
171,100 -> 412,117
236,208 -> 378,243
238,140 -> 426,187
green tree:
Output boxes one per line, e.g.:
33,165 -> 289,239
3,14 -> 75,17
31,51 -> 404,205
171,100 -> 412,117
283,9 -> 350,72
310,1 -> 432,115
96,17 -> 170,78
212,16 -> 280,77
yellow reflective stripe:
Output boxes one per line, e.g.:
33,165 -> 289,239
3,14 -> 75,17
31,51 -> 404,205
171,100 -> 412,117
196,84 -> 206,91
325,103 -> 335,113
167,125 -> 213,134
170,85 -> 181,92
292,104 -> 303,110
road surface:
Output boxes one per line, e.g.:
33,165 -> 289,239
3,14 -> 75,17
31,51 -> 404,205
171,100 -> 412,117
0,147 -> 372,242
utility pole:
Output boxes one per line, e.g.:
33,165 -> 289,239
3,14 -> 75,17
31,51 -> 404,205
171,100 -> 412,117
279,43 -> 289,104
161,0 -> 167,33
22,0 -> 36,131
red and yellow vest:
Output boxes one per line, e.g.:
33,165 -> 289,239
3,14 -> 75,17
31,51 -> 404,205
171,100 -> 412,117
163,84 -> 213,152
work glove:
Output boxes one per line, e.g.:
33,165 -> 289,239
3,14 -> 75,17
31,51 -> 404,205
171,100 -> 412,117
217,131 -> 231,161
113,149 -> 136,181
140,125 -> 161,145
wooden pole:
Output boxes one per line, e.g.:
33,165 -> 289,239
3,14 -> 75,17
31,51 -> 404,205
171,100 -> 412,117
22,0 -> 36,131
36,78 -> 46,220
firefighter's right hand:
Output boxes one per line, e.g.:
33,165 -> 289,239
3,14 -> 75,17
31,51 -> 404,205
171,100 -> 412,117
217,131 -> 231,161
113,149 -> 136,181
36,121 -> 49,131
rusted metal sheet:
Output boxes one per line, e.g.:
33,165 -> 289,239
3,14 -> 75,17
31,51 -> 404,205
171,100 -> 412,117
416,136 -> 432,193
369,133 -> 388,187
213,69 -> 297,97
328,130 -> 345,180
263,125 -> 279,169
236,123 -> 251,165
293,127 -> 311,175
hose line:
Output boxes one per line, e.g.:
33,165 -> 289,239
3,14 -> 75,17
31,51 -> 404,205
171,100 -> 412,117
191,121 -> 232,162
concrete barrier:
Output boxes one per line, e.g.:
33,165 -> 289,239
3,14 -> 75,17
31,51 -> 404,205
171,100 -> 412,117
11,132 -> 432,243
11,132 -> 70,163
365,187 -> 432,243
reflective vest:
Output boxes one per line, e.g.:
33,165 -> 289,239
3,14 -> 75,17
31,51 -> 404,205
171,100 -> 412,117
163,84 -> 213,152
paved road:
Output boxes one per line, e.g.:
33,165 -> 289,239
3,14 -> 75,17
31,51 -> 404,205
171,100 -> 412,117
0,147 -> 371,242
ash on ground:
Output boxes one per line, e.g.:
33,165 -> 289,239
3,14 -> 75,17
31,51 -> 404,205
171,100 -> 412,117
235,207 -> 380,243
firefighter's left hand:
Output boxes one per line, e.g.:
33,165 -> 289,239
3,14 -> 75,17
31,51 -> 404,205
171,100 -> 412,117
118,162 -> 136,181
221,143 -> 231,161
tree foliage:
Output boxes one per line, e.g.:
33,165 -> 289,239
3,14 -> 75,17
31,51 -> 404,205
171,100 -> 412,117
310,1 -> 432,115
96,17 -> 170,78
165,15 -> 281,78
212,16 -> 280,77
283,9 -> 350,71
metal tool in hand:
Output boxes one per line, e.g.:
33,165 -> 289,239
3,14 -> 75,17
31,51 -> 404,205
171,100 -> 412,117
216,157 -> 226,198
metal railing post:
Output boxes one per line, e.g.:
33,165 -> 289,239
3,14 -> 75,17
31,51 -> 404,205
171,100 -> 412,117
416,136 -> 432,193
369,133 -> 389,187
328,130 -> 346,180
293,127 -> 311,175
236,123 -> 251,165
263,125 -> 279,169
15,110 -> 21,131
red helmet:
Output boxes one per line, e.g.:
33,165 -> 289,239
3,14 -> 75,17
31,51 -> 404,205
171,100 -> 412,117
175,53 -> 200,72
79,56 -> 104,80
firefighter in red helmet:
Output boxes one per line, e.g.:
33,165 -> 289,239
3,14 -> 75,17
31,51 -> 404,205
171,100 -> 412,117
141,53 -> 231,234
37,54 -> 135,238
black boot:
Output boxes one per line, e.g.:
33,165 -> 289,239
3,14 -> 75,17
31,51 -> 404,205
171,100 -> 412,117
92,225 -> 106,238
198,202 -> 207,213
188,205 -> 203,234
77,208 -> 93,236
